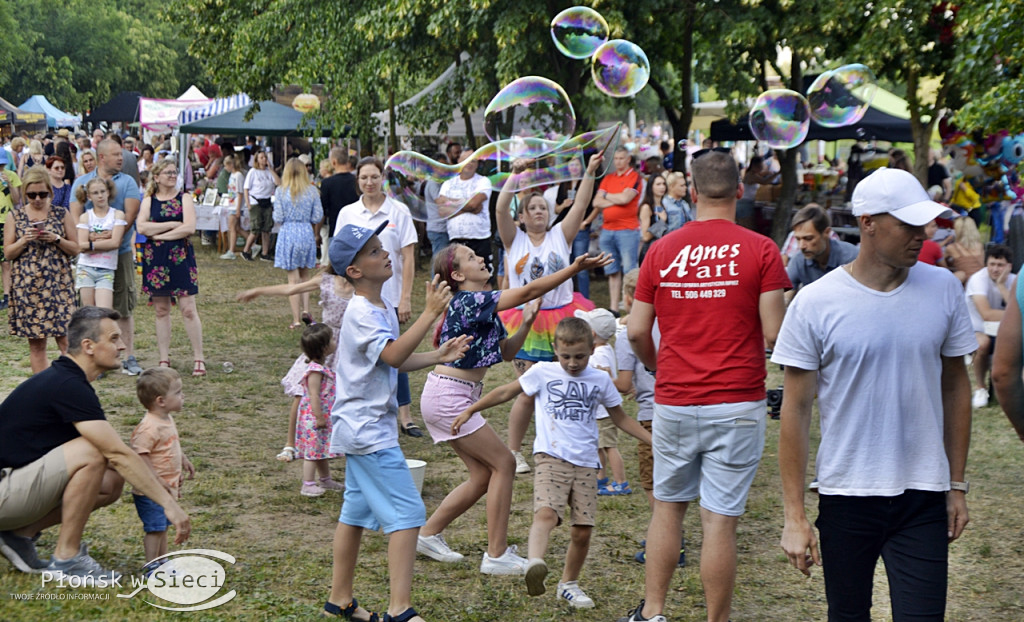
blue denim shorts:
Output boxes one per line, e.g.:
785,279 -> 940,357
598,228 -> 641,275
339,447 -> 426,534
133,494 -> 169,533
76,264 -> 115,291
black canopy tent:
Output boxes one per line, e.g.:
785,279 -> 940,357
84,91 -> 142,125
710,105 -> 914,144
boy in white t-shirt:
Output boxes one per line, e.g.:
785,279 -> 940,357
574,308 -> 631,496
321,222 -> 471,622
452,317 -> 652,609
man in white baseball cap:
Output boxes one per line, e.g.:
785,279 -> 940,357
772,167 -> 976,620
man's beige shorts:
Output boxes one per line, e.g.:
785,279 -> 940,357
0,446 -> 68,531
533,452 -> 598,527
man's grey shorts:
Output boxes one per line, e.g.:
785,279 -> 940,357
652,400 -> 766,517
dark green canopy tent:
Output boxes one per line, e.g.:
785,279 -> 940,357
178,100 -> 327,136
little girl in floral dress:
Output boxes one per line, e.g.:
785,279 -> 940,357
236,267 -> 352,464
295,322 -> 344,497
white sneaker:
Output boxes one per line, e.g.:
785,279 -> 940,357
416,533 -> 463,562
480,545 -> 527,575
524,557 -> 547,596
513,451 -> 531,474
219,251 -> 236,260
557,581 -> 595,609
972,387 -> 990,409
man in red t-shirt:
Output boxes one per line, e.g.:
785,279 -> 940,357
621,150 -> 789,622
593,147 -> 642,313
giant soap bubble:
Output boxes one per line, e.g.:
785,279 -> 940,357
550,6 -> 609,59
806,63 -> 878,128
591,40 -> 650,98
484,77 -> 576,151
749,89 -> 810,150
384,124 -> 622,222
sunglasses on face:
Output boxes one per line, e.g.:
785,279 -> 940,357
692,147 -> 732,160
26,191 -> 50,200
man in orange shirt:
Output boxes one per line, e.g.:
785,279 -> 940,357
593,147 -> 642,313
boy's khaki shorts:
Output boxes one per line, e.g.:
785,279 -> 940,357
533,452 -> 598,527
597,417 -> 619,449
638,420 -> 654,491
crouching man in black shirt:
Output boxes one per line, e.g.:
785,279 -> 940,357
0,307 -> 191,580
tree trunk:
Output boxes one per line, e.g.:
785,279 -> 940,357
770,52 -> 802,245
388,88 -> 398,155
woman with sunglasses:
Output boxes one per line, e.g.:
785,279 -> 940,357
3,166 -> 78,373
46,156 -> 72,209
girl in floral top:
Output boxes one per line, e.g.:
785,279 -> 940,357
137,159 -> 206,376
414,243 -> 610,575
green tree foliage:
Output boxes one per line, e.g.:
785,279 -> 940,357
953,0 -> 1024,134
170,0 -> 710,153
1,0 -> 211,113
836,0 -> 960,183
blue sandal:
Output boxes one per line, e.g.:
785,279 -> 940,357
323,599 -> 379,621
382,607 -> 419,622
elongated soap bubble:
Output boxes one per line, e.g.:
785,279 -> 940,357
749,89 -> 810,150
385,125 -> 623,222
484,77 -> 576,150
384,152 -> 461,222
478,125 -> 622,195
591,40 -> 650,98
806,63 -> 878,127
550,6 -> 609,59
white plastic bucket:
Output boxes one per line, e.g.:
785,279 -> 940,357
406,459 -> 426,494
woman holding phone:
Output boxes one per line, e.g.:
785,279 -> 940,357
3,166 -> 78,373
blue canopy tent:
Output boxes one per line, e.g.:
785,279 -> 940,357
177,94 -> 253,126
18,95 -> 81,128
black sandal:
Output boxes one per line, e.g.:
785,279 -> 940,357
382,608 -> 419,622
323,599 -> 379,621
400,422 -> 423,438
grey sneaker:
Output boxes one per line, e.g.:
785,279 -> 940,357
122,355 -> 143,376
46,543 -> 121,583
0,530 -> 47,573
417,533 -> 463,562
480,544 -> 527,575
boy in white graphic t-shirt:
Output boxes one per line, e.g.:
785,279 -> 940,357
452,317 -> 652,609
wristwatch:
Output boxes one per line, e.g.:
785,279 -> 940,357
949,480 -> 970,494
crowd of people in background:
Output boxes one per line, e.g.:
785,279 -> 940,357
2,120 -> 1024,622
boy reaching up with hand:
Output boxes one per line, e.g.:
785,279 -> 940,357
322,222 -> 472,622
451,317 -> 652,609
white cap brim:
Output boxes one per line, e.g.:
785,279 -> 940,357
888,199 -> 953,227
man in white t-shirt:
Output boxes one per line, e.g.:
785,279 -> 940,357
773,167 -> 976,622
439,152 -> 493,274
964,244 -> 1016,408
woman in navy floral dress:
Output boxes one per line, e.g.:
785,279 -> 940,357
137,159 -> 206,376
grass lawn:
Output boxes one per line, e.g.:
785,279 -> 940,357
1,240 -> 1023,621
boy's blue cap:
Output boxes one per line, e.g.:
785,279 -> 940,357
329,221 -> 388,275
0,149 -> 8,166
